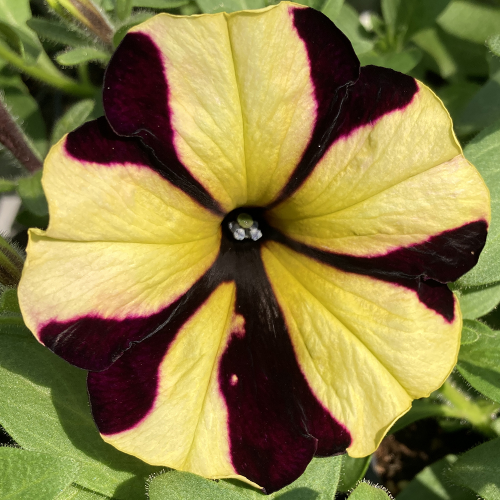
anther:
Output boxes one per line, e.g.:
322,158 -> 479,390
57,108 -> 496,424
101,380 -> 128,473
228,215 -> 262,241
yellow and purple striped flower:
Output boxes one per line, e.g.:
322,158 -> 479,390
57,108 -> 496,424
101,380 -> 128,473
18,2 -> 490,493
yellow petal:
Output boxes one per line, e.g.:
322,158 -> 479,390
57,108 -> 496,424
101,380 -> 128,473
262,241 -> 461,457
270,79 -> 489,256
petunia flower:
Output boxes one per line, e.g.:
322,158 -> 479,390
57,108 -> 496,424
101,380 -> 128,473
18,2 -> 490,493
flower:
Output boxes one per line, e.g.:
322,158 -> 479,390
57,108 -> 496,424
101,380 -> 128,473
18,1 -> 490,493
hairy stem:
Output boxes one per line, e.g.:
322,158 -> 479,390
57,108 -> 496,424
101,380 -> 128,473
440,380 -> 498,438
0,98 -> 42,173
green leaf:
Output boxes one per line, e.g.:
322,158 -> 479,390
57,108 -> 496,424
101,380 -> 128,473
435,81 -> 481,124
449,438 -> 500,499
413,26 -> 488,79
396,0 -> 450,42
461,319 -> 490,345
438,0 -> 500,45
15,207 -> 48,230
334,3 -> 373,55
412,27 -> 456,79
0,326 -> 162,499
132,0 -> 189,8
148,471 -> 245,500
455,70 -> 500,136
0,447 -> 79,500
27,18 -> 90,47
457,120 -> 500,287
0,20 -> 41,63
51,99 -> 95,145
149,455 -> 342,499
321,0 -> 344,22
56,47 -> 110,66
348,482 -> 392,499
338,454 -> 371,492
487,34 -> 500,58
358,47 -> 422,73
456,320 -> 500,403
115,0 -> 133,20
397,455 -> 476,500
113,12 -> 155,47
459,282 -> 500,320
0,178 -> 17,193
196,0 -> 265,14
55,484 -> 110,499
381,0 -> 398,33
0,287 -> 21,314
0,0 -> 64,77
16,170 -> 48,216
222,455 -> 343,499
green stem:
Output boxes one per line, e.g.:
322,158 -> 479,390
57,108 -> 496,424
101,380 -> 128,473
440,380 -> 497,438
78,63 -> 91,87
0,43 -> 96,97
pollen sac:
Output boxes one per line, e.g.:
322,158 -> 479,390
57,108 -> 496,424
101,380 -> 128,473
228,219 -> 262,241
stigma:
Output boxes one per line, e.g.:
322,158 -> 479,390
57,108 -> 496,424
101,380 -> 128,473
228,213 -> 262,241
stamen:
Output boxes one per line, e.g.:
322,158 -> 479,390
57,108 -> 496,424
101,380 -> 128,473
228,217 -> 262,241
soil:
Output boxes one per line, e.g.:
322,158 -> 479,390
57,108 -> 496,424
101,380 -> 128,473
371,418 -> 486,497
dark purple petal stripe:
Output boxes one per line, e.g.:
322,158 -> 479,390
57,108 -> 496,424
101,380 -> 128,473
271,62 -> 418,206
40,275 -> 214,372
270,220 -> 488,322
87,231 -> 351,494
270,7 -> 360,207
88,274 -> 216,432
101,32 -> 223,216
65,117 -> 152,165
217,236 -> 350,493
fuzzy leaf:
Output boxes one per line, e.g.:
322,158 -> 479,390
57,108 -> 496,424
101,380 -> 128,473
55,484 -> 110,500
457,120 -> 500,287
0,178 -> 17,193
438,1 -> 500,45
112,12 -> 154,47
358,47 -> 422,73
220,455 -> 343,498
51,99 -> 95,145
456,70 -> 500,135
132,0 -> 189,8
115,0 -> 133,20
348,482 -> 392,499
333,3 -> 373,55
196,0 -> 265,14
397,455 -> 475,500
449,438 -> 500,499
338,454 -> 371,492
16,170 -> 48,216
321,0 -> 343,22
148,471 -> 245,500
0,326 -> 161,499
456,320 -> 500,403
487,34 -> 500,58
56,47 -> 110,66
0,447 -> 79,500
27,17 -> 90,47
459,282 -> 500,320
0,287 -> 21,314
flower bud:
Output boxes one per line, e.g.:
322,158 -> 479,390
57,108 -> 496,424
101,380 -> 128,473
48,0 -> 113,46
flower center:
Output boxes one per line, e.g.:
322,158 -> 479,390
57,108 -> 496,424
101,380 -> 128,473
228,212 -> 263,241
